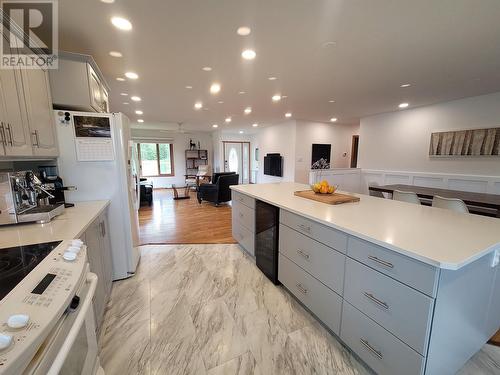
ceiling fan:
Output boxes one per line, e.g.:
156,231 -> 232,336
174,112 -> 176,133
159,122 -> 192,135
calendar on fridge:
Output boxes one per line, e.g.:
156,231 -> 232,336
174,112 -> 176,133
73,115 -> 115,161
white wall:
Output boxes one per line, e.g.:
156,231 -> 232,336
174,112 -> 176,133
295,120 -> 360,184
358,91 -> 500,176
256,121 -> 297,183
131,129 -> 213,187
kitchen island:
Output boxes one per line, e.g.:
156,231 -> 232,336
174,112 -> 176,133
0,200 -> 113,332
231,182 -> 500,375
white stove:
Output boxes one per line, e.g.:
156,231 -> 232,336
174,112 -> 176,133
0,240 -> 101,375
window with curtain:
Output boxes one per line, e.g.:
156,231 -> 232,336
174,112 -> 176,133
137,143 -> 174,176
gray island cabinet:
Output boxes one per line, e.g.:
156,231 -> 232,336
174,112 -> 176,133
230,182 -> 500,375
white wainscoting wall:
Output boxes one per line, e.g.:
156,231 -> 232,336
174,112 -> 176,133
309,168 -> 362,193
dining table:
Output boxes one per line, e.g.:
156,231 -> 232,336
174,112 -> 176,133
368,184 -> 500,218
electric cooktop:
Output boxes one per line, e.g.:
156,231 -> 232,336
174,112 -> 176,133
0,241 -> 63,300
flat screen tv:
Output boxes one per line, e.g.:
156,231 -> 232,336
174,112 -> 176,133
264,153 -> 283,177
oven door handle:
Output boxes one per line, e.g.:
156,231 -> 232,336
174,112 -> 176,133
47,272 -> 98,375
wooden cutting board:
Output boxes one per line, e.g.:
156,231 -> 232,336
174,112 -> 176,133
294,190 -> 360,205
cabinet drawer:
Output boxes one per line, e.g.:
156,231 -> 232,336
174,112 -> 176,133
341,302 -> 425,375
232,191 -> 255,209
347,237 -> 439,297
344,258 -> 433,355
232,200 -> 255,232
232,216 -> 255,256
279,224 -> 345,295
280,210 -> 347,253
279,253 -> 342,334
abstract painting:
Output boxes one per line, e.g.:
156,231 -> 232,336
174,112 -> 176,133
429,127 -> 500,156
311,144 -> 331,169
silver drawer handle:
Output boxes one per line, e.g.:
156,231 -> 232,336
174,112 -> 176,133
297,249 -> 310,260
367,255 -> 394,269
360,338 -> 383,360
363,292 -> 389,310
298,223 -> 311,233
296,283 -> 308,295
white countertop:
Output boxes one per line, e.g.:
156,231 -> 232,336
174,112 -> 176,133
0,201 -> 110,248
231,182 -> 500,270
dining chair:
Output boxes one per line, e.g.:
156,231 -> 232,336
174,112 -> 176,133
432,195 -> 469,213
392,190 -> 421,205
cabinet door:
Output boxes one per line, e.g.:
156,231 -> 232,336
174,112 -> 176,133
87,64 -> 102,112
100,85 -> 109,113
98,212 -> 113,298
21,68 -> 58,156
0,78 -> 6,155
0,35 -> 32,156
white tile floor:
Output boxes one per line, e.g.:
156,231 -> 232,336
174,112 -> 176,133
99,244 -> 500,375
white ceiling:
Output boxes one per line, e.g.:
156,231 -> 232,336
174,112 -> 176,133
58,0 -> 500,132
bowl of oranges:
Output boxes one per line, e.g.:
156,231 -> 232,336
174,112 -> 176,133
311,180 -> 337,194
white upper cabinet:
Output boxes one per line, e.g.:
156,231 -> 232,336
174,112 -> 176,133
49,52 -> 110,113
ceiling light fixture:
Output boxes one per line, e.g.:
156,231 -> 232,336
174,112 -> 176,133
101,0 -> 115,3
225,117 -> 232,123
135,110 -> 143,115
268,76 -> 277,81
123,102 -> 129,105
252,123 -> 258,127
116,77 -> 125,81
237,26 -> 251,36
238,91 -> 245,95
241,49 -> 256,60
109,51 -> 122,57
398,102 -> 409,108
239,130 -> 244,134
125,72 -> 139,79
272,94 -> 281,102
285,112 -> 292,118
400,83 -> 411,88
111,16 -> 132,31
218,101 -> 224,104
194,102 -> 203,110
120,93 -> 128,96
137,119 -> 144,123
130,96 -> 141,102
244,107 -> 252,114
202,66 -> 212,72
212,124 -> 218,128
328,99 -> 335,103
210,82 -> 221,94
330,117 -> 338,122
185,85 -> 192,89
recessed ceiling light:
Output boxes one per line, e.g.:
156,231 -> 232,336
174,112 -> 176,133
111,16 -> 132,31
202,66 -> 212,72
268,76 -> 277,81
330,117 -> 338,122
225,117 -> 232,123
244,107 -> 252,114
194,102 -> 203,110
238,91 -> 246,95
285,112 -> 292,118
109,51 -> 122,57
212,124 -> 218,128
210,82 -> 221,94
116,77 -> 125,81
125,72 -> 139,79
272,94 -> 282,102
137,119 -> 144,123
239,130 -> 244,134
120,93 -> 128,96
130,96 -> 141,102
135,110 -> 143,115
241,49 -> 256,60
185,85 -> 192,89
328,99 -> 335,103
398,102 -> 409,109
218,101 -> 224,104
237,26 -> 251,36
101,0 -> 115,3
123,102 -> 129,105
252,123 -> 258,127
400,83 -> 411,88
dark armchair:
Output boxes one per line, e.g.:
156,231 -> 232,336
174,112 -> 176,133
197,174 -> 239,205
140,181 -> 153,206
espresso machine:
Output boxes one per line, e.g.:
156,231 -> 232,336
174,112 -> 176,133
37,165 -> 76,208
0,171 -> 65,225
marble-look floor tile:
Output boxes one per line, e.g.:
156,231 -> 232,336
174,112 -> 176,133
100,319 -> 150,375
457,344 -> 500,375
103,283 -> 150,332
192,297 -> 249,370
207,351 -> 261,375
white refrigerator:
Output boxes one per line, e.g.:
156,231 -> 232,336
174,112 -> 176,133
54,110 -> 140,280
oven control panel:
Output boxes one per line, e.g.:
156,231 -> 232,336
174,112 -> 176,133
0,240 -> 87,375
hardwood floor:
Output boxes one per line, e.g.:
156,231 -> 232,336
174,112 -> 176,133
139,188 -> 236,245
